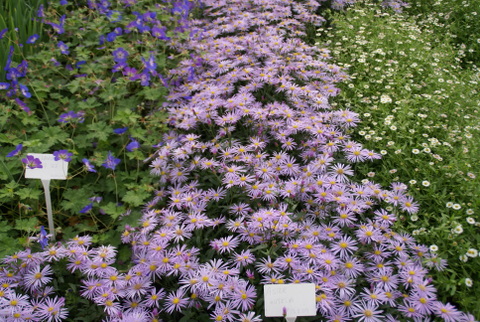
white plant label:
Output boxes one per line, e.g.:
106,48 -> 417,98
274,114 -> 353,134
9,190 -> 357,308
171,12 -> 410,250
264,283 -> 317,319
25,153 -> 68,180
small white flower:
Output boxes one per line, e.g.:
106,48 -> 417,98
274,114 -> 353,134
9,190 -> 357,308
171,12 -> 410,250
466,248 -> 478,258
422,181 -> 430,187
412,149 -> 420,154
409,180 -> 417,185
410,214 -> 419,222
367,172 -> 375,177
466,217 -> 475,224
446,202 -> 453,208
466,209 -> 474,215
429,245 -> 438,252
452,225 -> 463,234
459,254 -> 468,262
390,125 -> 397,131
380,94 -> 392,103
465,278 -> 473,287
452,204 -> 462,210
380,150 -> 387,155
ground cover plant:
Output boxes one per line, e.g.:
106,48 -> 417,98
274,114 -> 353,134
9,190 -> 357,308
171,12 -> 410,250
315,1 -> 480,317
0,0 -> 48,81
0,0 -> 195,256
405,0 -> 480,66
0,0 -> 478,321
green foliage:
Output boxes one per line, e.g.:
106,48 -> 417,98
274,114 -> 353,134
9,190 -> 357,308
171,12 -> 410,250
0,0 -> 190,257
405,0 -> 480,66
316,1 -> 480,317
0,0 -> 48,81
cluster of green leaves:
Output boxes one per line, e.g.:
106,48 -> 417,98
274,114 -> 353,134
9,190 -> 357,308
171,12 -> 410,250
316,1 -> 480,317
0,0 -> 190,255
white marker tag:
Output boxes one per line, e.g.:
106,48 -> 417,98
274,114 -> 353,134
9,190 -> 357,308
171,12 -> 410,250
264,283 -> 317,319
25,153 -> 68,180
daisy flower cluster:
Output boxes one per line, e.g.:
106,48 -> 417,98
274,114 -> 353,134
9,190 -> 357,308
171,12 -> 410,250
316,0 -> 479,316
0,0 -> 475,321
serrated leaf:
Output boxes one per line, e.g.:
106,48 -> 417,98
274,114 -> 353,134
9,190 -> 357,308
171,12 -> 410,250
15,217 -> 39,232
101,202 -> 126,220
15,188 -> 42,200
121,190 -> 150,207
86,122 -> 113,142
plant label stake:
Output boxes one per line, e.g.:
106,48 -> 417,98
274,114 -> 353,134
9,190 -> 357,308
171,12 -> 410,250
264,283 -> 317,322
25,153 -> 69,239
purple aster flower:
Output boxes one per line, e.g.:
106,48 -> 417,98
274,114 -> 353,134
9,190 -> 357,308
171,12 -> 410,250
60,0 -> 68,5
53,149 -> 73,162
82,158 -> 97,173
126,138 -> 140,151
79,203 -> 93,213
164,289 -> 189,314
113,127 -> 128,134
24,264 -> 53,291
102,152 -> 120,170
26,34 -> 39,44
0,82 -> 10,90
231,283 -> 257,311
352,301 -> 384,322
6,143 -> 23,157
112,47 -> 129,63
433,302 -> 462,322
210,235 -> 240,254
57,41 -> 69,54
36,296 -> 68,321
22,155 -> 43,169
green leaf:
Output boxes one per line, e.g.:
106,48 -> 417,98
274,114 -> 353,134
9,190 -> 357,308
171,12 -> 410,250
67,79 -> 82,94
112,109 -> 140,125
0,181 -> 20,200
15,187 -> 43,200
101,202 -> 126,220
140,86 -> 167,101
15,217 -> 39,232
86,121 -> 113,142
121,189 -> 150,207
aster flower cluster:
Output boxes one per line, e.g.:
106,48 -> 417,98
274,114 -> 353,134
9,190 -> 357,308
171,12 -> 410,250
0,0 -> 475,321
